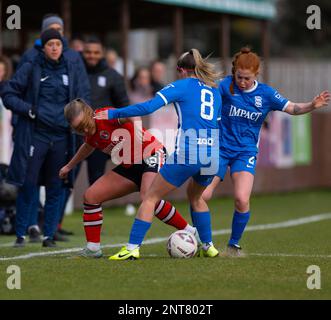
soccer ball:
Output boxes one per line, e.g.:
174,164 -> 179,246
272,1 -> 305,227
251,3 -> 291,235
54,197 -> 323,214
167,230 -> 198,258
124,204 -> 136,216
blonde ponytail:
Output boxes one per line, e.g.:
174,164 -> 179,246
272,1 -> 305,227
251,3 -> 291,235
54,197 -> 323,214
191,49 -> 222,88
177,49 -> 222,88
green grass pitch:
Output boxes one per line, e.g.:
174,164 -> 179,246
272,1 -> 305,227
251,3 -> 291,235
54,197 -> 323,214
0,189 -> 330,300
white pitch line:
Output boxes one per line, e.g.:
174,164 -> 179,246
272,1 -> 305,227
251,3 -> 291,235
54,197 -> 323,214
0,242 -> 16,248
1,212 -> 331,261
248,253 -> 331,259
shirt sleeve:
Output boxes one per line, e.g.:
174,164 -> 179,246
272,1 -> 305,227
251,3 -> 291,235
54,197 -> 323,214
267,86 -> 290,111
108,94 -> 166,119
107,80 -> 185,119
156,81 -> 184,106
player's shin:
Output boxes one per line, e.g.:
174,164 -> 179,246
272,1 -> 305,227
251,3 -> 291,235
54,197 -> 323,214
191,210 -> 213,248
83,203 -> 103,251
229,210 -> 250,246
127,218 -> 152,250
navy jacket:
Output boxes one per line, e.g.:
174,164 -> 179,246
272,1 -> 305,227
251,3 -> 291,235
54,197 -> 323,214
84,58 -> 129,109
2,52 -> 90,187
12,38 -> 89,127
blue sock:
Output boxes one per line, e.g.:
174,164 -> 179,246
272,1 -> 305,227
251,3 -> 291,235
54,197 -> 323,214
128,218 -> 152,245
229,210 -> 250,246
190,210 -> 212,244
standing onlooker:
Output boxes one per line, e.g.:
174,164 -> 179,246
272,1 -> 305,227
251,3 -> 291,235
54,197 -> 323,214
0,56 -> 13,165
82,38 -> 130,185
105,48 -> 119,70
0,56 -> 13,82
129,67 -> 153,104
16,13 -> 90,242
105,48 -> 134,78
150,60 -> 166,94
70,37 -> 85,53
2,29 -> 90,248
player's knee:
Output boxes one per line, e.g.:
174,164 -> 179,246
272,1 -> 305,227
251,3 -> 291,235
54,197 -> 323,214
234,196 -> 250,212
84,188 -> 98,204
202,187 -> 213,201
188,195 -> 205,210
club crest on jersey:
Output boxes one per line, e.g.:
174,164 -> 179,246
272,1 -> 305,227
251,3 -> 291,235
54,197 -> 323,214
255,96 -> 262,108
100,130 -> 110,140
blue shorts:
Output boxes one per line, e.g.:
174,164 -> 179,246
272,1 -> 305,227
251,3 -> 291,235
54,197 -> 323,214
160,154 -> 215,188
217,149 -> 257,180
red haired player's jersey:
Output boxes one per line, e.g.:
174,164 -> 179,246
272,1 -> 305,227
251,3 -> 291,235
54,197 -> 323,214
85,107 -> 164,166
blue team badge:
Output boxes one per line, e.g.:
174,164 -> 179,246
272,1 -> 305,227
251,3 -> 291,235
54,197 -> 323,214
100,130 -> 110,140
255,96 -> 262,108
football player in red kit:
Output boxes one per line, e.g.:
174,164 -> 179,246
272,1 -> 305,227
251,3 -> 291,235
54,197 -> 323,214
59,98 -> 198,257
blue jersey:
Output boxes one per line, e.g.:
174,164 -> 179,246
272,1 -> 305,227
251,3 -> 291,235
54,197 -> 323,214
109,78 -> 222,162
219,75 -> 289,153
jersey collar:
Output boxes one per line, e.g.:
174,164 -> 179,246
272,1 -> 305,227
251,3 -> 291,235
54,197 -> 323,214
243,80 -> 258,93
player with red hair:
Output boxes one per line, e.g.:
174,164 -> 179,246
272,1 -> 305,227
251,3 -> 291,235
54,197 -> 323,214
203,47 -> 330,255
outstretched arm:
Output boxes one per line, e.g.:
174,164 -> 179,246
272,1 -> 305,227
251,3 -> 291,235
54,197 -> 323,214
94,94 -> 166,120
59,143 -> 95,179
284,91 -> 330,115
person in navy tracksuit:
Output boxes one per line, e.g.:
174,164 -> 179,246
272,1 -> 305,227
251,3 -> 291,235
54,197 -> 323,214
14,14 -> 90,241
2,29 -> 90,247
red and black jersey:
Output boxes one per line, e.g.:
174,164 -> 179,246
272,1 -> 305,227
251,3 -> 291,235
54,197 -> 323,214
85,107 -> 164,166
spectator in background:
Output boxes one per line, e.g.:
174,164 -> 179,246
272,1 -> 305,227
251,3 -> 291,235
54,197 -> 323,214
15,13 -> 90,242
0,56 -> 14,165
82,38 -> 130,185
0,56 -> 13,83
70,37 -> 85,53
129,67 -> 153,104
2,29 -> 90,248
150,60 -> 166,94
105,48 -> 118,70
105,48 -> 134,78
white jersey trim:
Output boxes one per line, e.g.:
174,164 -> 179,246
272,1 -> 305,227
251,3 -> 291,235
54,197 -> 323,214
282,101 -> 290,111
243,80 -> 258,93
174,102 -> 182,154
157,92 -> 168,105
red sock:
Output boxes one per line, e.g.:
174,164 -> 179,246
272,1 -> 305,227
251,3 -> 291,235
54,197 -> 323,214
154,200 -> 188,230
83,203 -> 103,243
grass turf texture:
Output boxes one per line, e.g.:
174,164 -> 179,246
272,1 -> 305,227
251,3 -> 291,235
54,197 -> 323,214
0,189 -> 330,299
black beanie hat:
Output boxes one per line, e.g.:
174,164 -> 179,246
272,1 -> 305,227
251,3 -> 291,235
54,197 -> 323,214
41,29 -> 63,47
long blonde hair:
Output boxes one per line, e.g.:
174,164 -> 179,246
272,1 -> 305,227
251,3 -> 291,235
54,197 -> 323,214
177,49 -> 221,88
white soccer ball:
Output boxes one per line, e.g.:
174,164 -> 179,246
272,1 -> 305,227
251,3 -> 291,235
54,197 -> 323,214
167,230 -> 198,258
124,204 -> 136,216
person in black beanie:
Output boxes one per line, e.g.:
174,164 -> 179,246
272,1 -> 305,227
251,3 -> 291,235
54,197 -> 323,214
14,15 -> 90,243
40,28 -> 63,48
2,27 -> 89,248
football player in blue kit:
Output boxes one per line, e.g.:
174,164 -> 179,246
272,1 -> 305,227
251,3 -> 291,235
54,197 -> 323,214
95,49 -> 222,260
203,47 -> 330,256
